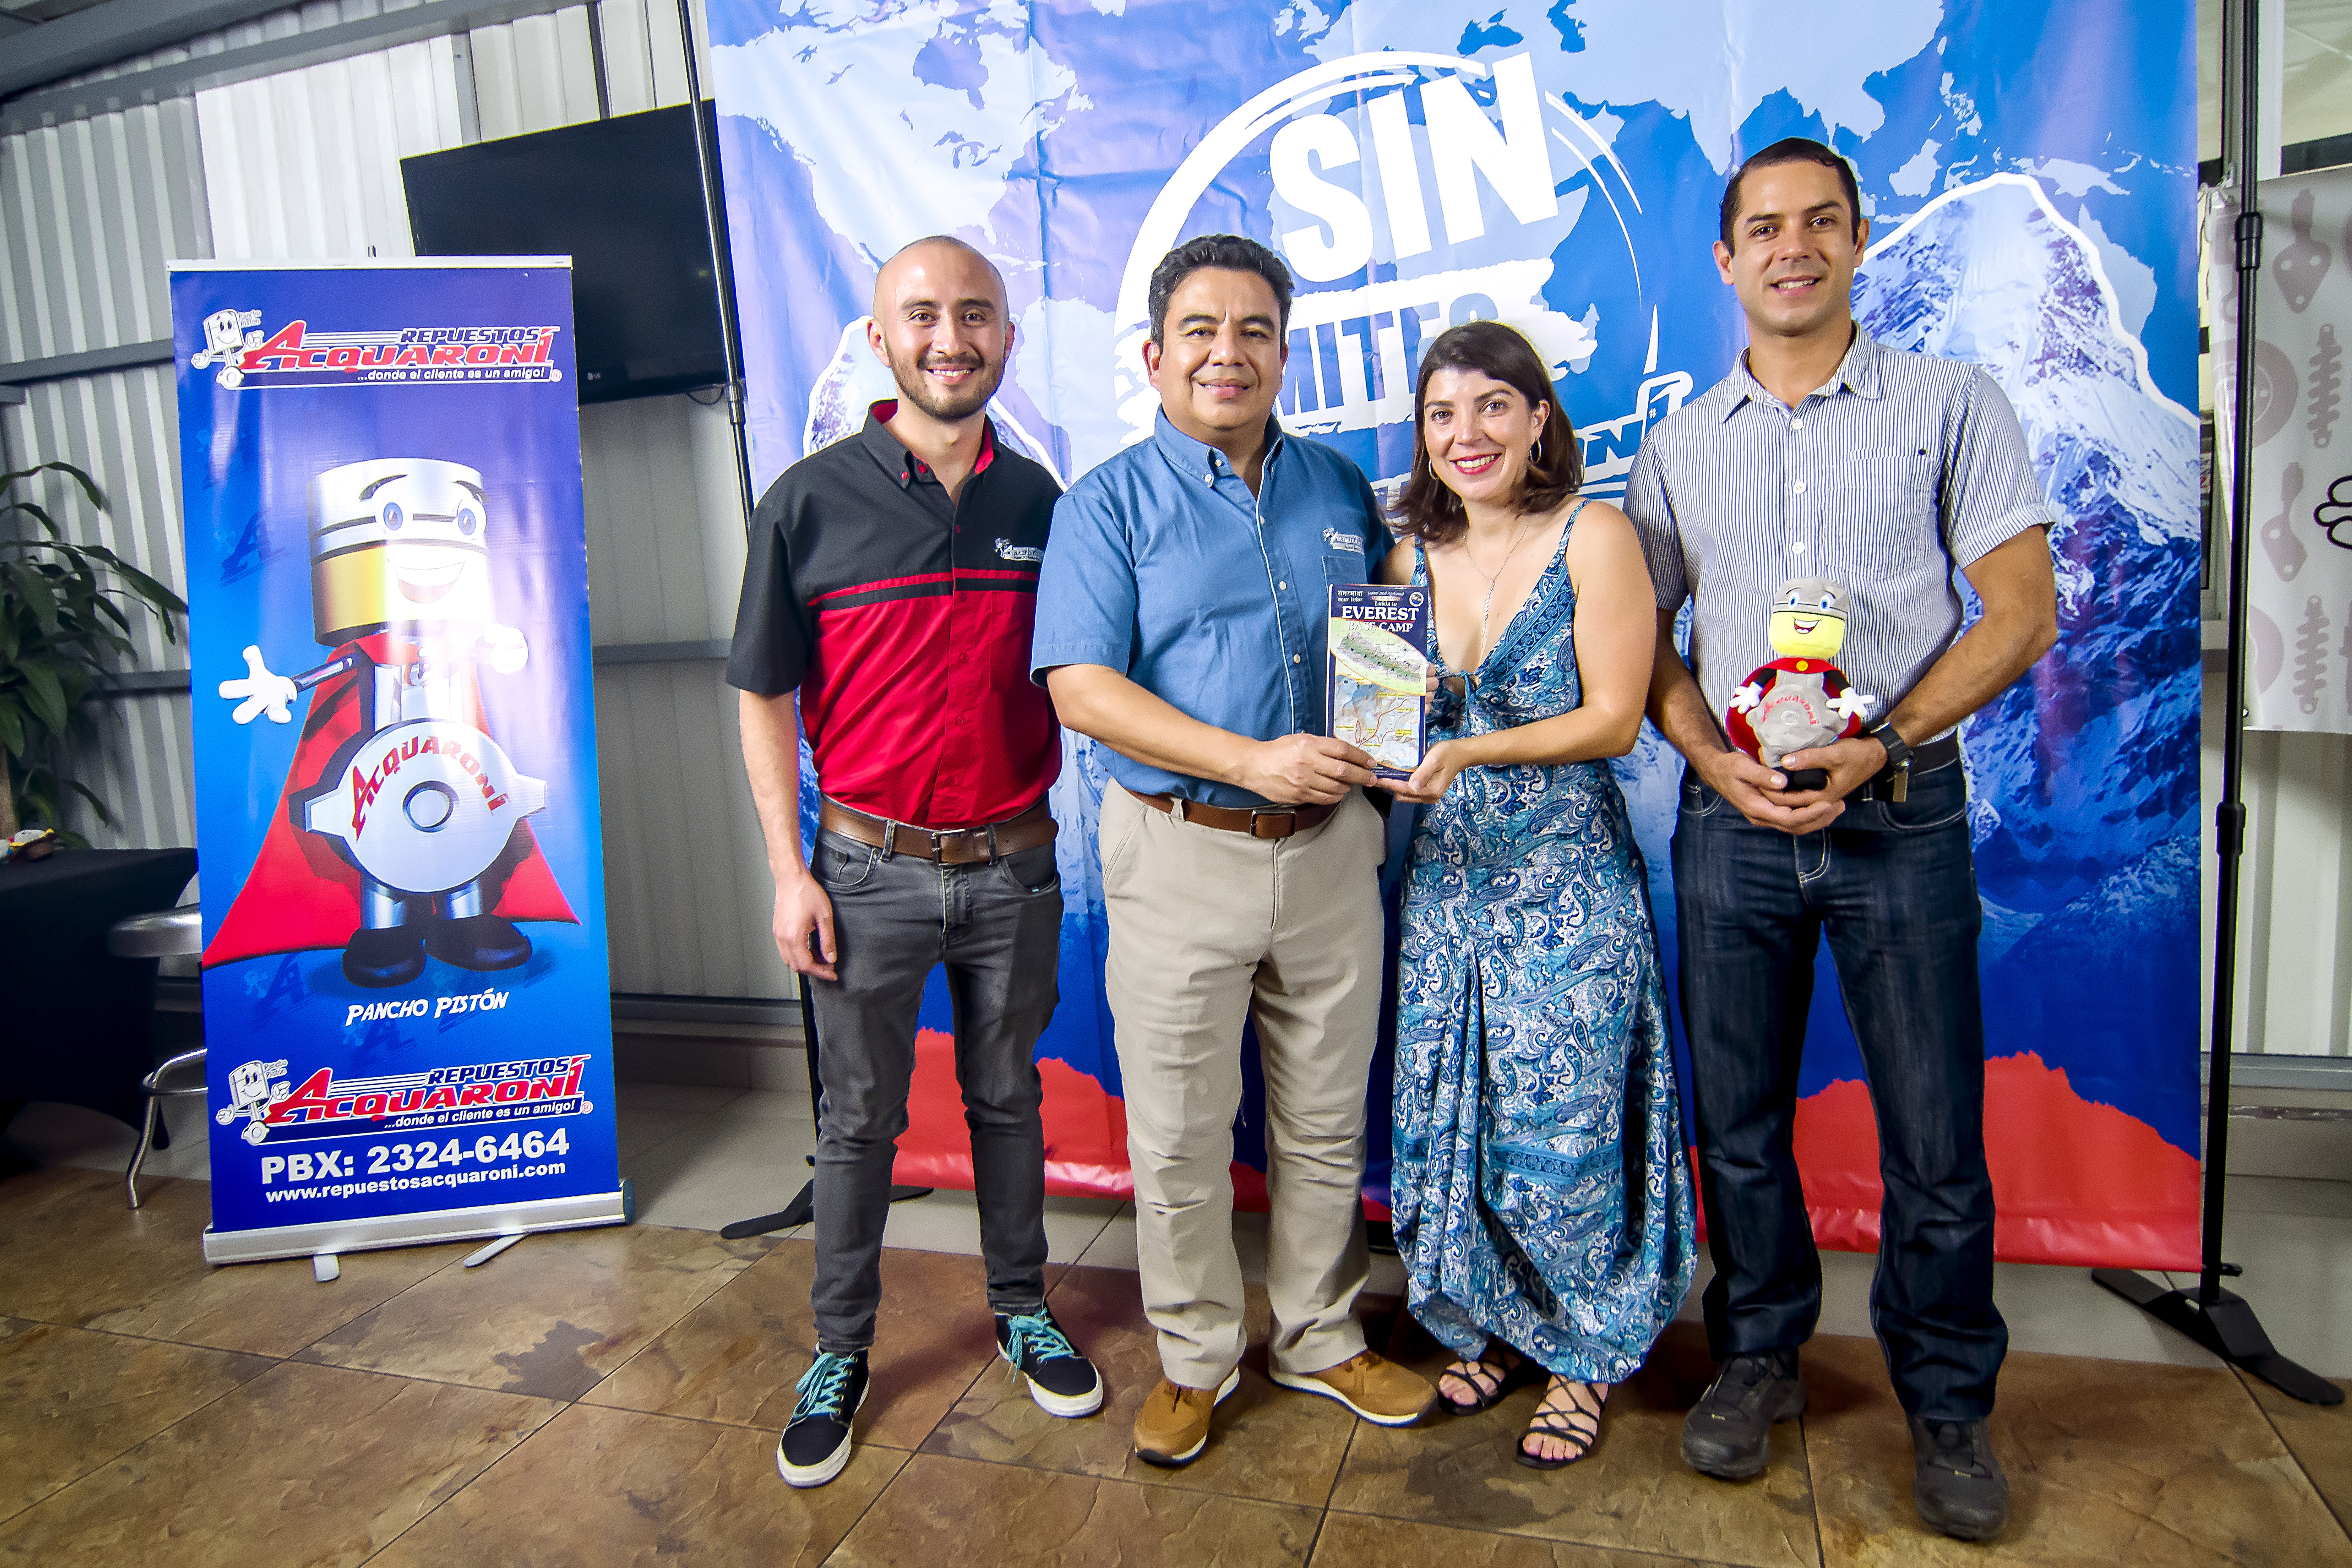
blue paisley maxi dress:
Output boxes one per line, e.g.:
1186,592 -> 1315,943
1392,503 -> 1697,1383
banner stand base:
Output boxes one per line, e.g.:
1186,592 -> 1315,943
202,1184 -> 633,1266
720,1181 -> 930,1241
2091,1268 -> 2345,1405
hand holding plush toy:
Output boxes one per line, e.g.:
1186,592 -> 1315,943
1726,577 -> 1877,776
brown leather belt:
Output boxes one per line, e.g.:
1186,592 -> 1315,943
1129,787 -> 1336,839
818,796 -> 1055,864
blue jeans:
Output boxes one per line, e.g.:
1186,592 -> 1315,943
1670,755 -> 2006,1421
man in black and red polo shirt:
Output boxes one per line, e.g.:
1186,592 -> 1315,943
729,236 -> 1100,1490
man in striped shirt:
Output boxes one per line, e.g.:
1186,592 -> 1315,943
1625,139 -> 2057,1544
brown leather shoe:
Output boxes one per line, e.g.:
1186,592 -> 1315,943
1273,1349 -> 1436,1426
1131,1369 -> 1239,1466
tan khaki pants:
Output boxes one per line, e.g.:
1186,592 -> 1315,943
1099,784 -> 1386,1387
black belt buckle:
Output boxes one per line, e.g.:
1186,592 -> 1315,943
1853,761 -> 1910,803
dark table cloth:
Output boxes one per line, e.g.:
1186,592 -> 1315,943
0,847 -> 197,1133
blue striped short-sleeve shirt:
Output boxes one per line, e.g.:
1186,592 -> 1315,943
1623,327 -> 2052,741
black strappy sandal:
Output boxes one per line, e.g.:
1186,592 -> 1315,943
1435,1345 -> 1539,1416
1516,1377 -> 1609,1469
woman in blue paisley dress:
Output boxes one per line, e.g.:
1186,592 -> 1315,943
1376,322 -> 1696,1468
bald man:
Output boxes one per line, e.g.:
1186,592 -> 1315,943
730,237 -> 1100,1489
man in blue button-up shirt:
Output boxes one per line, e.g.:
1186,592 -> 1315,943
1034,235 -> 1435,1466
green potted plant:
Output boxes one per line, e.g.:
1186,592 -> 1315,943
0,459 -> 187,842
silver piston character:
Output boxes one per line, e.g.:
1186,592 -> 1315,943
218,457 -> 548,988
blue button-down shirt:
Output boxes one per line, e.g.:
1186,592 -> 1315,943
1031,412 -> 1390,807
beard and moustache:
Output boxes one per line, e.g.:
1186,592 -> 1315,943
887,348 -> 1002,422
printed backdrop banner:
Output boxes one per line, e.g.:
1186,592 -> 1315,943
711,0 -> 2205,1267
172,260 -> 627,1264
2210,169 -> 2352,734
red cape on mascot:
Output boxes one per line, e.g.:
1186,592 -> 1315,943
201,632 -> 576,968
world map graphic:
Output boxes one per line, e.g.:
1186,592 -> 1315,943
708,0 -> 2204,1266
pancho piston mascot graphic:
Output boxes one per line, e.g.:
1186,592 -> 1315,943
203,457 -> 576,988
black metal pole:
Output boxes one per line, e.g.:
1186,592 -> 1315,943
2201,0 -> 2263,1318
676,0 -> 812,1241
2091,0 -> 2341,1406
674,0 -> 757,538
671,2 -> 925,1242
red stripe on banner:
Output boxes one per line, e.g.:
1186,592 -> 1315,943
890,1027 -> 1306,1210
893,1029 -> 1138,1198
891,1040 -> 2198,1266
1757,1052 -> 2202,1270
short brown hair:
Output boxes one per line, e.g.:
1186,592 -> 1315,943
1391,321 -> 1581,547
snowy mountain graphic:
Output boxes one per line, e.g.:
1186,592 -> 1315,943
1860,175 -> 2202,1149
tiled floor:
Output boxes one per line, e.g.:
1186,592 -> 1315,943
2,1083 -> 2348,1565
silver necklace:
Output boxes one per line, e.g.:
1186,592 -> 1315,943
1461,509 -> 1541,649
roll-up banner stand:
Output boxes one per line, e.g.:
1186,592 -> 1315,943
169,259 -> 627,1265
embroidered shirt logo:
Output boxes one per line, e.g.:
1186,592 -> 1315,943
1323,528 -> 1366,553
994,539 -> 1044,564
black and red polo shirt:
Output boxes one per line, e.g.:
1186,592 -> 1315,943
725,403 -> 1061,828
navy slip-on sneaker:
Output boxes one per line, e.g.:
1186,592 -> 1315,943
777,1349 -> 869,1488
995,1307 -> 1104,1417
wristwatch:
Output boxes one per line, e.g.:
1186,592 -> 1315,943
1865,719 -> 1913,773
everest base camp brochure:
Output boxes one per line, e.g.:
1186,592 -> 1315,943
1329,583 -> 1434,781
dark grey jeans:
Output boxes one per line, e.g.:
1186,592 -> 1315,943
806,826 -> 1062,1353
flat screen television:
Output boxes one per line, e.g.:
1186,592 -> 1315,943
402,102 -> 734,404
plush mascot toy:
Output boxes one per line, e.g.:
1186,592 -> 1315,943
1726,576 -> 1878,770
203,457 -> 576,989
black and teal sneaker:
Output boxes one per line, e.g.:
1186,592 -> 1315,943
776,1349 -> 869,1487
995,1306 -> 1103,1417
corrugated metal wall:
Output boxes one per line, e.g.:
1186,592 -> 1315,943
0,365 -> 197,853
0,87 -> 210,854
5,3 -> 2341,1042
195,35 -> 468,260
1,0 -> 788,999
578,390 -> 779,999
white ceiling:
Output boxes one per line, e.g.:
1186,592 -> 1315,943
2201,0 -> 2352,159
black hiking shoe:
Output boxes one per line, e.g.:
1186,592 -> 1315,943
1910,1417 -> 2010,1541
996,1306 -> 1104,1417
1680,1350 -> 1806,1479
776,1349 -> 868,1488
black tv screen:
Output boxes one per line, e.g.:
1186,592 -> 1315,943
402,103 -> 733,404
